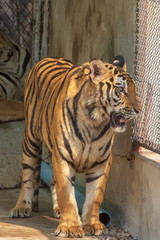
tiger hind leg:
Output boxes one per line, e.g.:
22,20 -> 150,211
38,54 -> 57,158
10,133 -> 42,218
32,152 -> 42,212
0,98 -> 24,122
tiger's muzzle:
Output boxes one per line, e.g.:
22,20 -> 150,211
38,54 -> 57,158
110,110 -> 139,133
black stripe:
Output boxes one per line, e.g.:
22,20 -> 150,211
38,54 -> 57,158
1,51 -> 13,63
45,104 -> 53,149
69,67 -> 82,78
106,82 -> 111,105
0,72 -> 18,87
23,139 -> 38,159
28,136 -> 40,151
86,102 -> 96,118
86,174 -> 103,183
57,61 -> 71,66
41,70 -> 68,100
90,154 -> 110,169
62,58 -> 73,64
99,99 -> 107,113
62,101 -> 70,135
55,138 -> 75,168
113,101 -> 121,107
36,60 -> 57,72
23,179 -> 31,183
92,123 -> 110,142
66,100 -> 84,143
21,50 -> 30,77
67,176 -> 75,186
99,82 -> 104,98
86,172 -> 94,175
66,81 -> 88,143
22,163 -> 35,171
113,97 -> 118,103
13,44 -> 20,61
50,66 -> 72,103
100,138 -> 112,157
61,123 -> 73,160
83,123 -> 91,138
27,97 -> 42,143
0,84 -> 7,97
39,66 -> 69,90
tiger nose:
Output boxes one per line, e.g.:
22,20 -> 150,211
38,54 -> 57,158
134,99 -> 142,114
134,108 -> 140,114
134,103 -> 142,114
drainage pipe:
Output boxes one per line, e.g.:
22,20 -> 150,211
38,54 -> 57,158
40,160 -> 111,227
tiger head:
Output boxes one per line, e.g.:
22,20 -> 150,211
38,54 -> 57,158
89,56 -> 141,133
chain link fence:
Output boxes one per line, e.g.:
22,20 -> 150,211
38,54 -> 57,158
132,0 -> 160,154
0,0 -> 32,52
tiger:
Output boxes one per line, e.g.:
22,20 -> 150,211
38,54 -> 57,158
10,56 -> 140,237
0,31 -> 30,122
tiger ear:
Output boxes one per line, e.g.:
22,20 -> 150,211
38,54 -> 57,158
113,55 -> 127,71
90,59 -> 106,84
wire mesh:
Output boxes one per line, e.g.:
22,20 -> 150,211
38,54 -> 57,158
132,0 -> 160,154
0,0 -> 32,51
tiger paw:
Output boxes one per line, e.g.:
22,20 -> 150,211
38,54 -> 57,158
54,224 -> 84,238
10,207 -> 31,218
53,207 -> 60,219
83,222 -> 108,236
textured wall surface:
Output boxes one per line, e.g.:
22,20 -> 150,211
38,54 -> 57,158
48,0 -> 136,73
104,153 -> 160,240
0,121 -> 24,188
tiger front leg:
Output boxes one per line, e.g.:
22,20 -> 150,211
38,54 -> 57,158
52,154 -> 84,238
10,137 -> 42,218
82,155 -> 112,236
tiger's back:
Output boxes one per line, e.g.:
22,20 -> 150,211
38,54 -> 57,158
24,58 -> 74,149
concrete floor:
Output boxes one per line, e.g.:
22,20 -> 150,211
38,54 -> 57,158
0,188 -> 137,240
0,188 -> 96,240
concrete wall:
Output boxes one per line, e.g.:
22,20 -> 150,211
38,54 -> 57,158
104,153 -> 160,240
0,121 -> 24,188
48,0 -> 136,73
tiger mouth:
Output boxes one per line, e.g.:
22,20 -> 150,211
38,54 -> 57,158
110,111 -> 128,128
